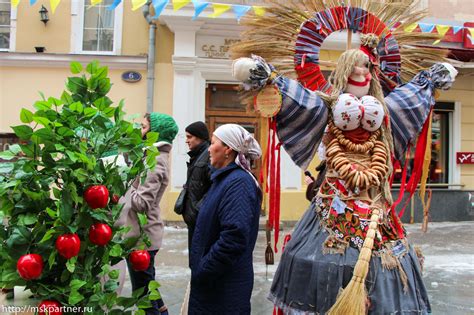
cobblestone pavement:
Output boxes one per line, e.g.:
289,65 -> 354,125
2,222 -> 474,314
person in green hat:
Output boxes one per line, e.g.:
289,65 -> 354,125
119,112 -> 178,315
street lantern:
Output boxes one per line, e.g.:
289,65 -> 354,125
39,5 -> 49,25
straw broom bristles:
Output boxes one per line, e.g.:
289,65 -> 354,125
327,209 -> 381,315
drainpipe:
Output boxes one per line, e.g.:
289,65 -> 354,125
143,1 -> 156,114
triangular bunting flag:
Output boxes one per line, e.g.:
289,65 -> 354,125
435,24 -> 450,36
192,0 -> 209,20
252,5 -> 265,17
30,0 -> 37,5
107,0 -> 121,10
468,28 -> 474,45
50,0 -> 61,14
131,0 -> 147,11
232,4 -> 251,21
172,0 -> 190,11
208,3 -> 231,18
12,0 -> 20,8
90,0 -> 102,6
452,25 -> 463,35
152,0 -> 169,19
418,23 -> 435,33
404,23 -> 418,33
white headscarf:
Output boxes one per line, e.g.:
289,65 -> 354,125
214,124 -> 262,185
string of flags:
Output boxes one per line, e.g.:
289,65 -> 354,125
403,22 -> 474,45
10,0 -> 474,46
12,0 -> 265,20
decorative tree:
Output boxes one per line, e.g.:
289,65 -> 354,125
0,61 -> 161,314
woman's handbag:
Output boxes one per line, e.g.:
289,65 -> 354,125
174,187 -> 187,215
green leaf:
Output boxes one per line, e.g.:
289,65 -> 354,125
135,310 -> 146,315
57,127 -> 75,137
103,107 -> 115,118
18,213 -> 38,225
61,91 -> 74,105
33,116 -> 51,127
48,97 -> 63,107
59,189 -> 73,224
48,250 -> 57,269
0,162 -> 14,173
70,279 -> 87,290
39,229 -> 55,243
70,61 -> 83,74
12,125 -> 33,140
149,289 -> 161,301
73,168 -> 89,183
55,144 -> 65,151
109,244 -> 123,257
34,128 -> 54,141
86,60 -> 99,74
148,280 -> 160,291
109,270 -> 119,280
70,102 -> 84,113
6,227 -> 31,247
66,256 -> 77,273
20,108 -> 34,123
68,290 -> 84,305
33,100 -> 51,111
137,213 -> 148,227
67,77 -> 87,94
95,66 -> 108,79
0,151 -> 15,160
84,107 -> 98,117
19,144 -> 35,157
145,132 -> 159,146
94,97 -> 108,111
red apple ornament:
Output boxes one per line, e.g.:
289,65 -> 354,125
84,185 -> 109,209
55,234 -> 81,259
129,250 -> 151,271
89,223 -> 113,246
17,254 -> 43,280
38,300 -> 62,315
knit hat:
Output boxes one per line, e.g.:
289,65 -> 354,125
149,113 -> 179,144
185,121 -> 209,141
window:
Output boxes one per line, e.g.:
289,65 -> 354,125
393,102 -> 454,186
0,0 -> 11,50
76,0 -> 123,54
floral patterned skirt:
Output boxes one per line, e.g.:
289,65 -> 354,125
268,203 -> 431,314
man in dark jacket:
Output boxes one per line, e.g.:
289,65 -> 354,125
179,121 -> 212,252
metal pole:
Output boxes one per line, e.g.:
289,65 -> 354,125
143,1 -> 156,114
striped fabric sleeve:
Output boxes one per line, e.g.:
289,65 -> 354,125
274,76 -> 329,169
385,70 -> 436,160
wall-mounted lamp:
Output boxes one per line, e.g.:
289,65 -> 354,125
39,5 -> 49,25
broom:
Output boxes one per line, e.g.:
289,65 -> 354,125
327,208 -> 381,315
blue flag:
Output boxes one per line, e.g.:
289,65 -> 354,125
232,4 -> 251,22
192,0 -> 209,20
107,0 -> 122,10
452,25 -> 463,35
418,23 -> 435,33
30,0 -> 37,5
152,0 -> 169,19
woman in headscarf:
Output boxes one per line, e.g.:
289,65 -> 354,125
188,124 -> 262,315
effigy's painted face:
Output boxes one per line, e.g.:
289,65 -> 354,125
345,54 -> 371,98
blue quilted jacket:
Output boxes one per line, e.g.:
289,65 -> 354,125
189,163 -> 262,315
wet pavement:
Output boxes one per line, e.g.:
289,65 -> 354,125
2,221 -> 474,314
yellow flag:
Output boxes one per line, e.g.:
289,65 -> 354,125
435,24 -> 450,36
131,0 -> 147,11
90,0 -> 102,6
12,0 -> 20,8
209,3 -> 231,18
172,0 -> 190,11
404,23 -> 418,33
50,0 -> 61,13
469,28 -> 474,37
253,5 -> 265,16
433,39 -> 441,45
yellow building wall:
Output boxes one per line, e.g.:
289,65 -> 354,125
15,0 -> 71,53
439,72 -> 474,190
0,66 -> 147,133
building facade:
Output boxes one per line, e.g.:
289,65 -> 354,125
1,0 -> 473,223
